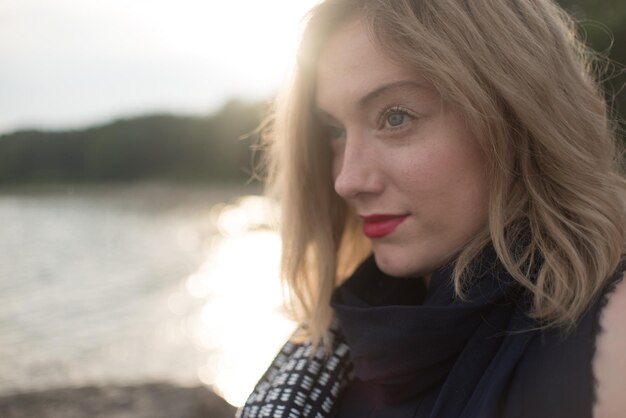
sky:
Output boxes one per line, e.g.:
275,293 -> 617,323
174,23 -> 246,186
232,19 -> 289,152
0,0 -> 320,135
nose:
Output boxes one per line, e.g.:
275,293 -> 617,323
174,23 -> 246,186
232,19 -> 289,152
333,132 -> 384,200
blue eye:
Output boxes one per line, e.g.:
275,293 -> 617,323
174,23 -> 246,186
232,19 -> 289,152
380,106 -> 412,130
386,112 -> 406,127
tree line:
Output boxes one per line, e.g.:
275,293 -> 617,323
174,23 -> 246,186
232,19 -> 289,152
0,100 -> 266,185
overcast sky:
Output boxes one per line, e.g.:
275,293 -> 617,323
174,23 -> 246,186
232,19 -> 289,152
0,0 -> 319,135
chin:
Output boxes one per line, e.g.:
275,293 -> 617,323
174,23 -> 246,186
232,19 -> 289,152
372,252 -> 430,279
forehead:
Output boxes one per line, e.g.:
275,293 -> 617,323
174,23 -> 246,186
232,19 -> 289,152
314,15 -> 431,111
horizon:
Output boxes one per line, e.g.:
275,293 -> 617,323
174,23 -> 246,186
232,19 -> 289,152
0,97 -> 263,137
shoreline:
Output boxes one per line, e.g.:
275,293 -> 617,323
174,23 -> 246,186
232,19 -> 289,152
0,382 -> 236,418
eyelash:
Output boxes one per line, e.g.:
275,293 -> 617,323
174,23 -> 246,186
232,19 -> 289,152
378,106 -> 414,131
321,105 -> 415,142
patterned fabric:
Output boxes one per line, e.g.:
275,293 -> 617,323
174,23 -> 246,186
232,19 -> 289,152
237,320 -> 354,418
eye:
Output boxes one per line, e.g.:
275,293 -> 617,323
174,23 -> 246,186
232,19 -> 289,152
380,106 -> 413,130
387,112 -> 406,127
325,125 -> 345,141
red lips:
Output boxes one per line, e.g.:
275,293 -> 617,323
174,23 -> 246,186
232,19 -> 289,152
361,214 -> 408,238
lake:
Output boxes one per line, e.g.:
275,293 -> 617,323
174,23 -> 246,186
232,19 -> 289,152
0,183 -> 296,407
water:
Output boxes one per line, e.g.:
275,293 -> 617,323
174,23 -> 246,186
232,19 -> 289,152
0,183 -> 296,406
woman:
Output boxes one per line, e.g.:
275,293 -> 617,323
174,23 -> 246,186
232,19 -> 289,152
239,0 -> 626,417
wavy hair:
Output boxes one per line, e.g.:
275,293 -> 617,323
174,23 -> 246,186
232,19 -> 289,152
263,0 -> 626,347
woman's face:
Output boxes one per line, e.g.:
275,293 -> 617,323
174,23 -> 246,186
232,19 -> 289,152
315,16 -> 490,280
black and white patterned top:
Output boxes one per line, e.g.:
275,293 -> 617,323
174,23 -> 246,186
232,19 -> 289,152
237,320 -> 353,418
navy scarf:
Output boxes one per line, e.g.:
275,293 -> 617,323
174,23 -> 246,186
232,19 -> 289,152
330,248 -> 535,417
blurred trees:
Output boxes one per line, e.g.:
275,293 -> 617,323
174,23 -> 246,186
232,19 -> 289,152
0,100 -> 265,185
558,0 -> 626,125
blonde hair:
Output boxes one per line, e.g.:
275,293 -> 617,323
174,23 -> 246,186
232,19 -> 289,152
263,0 -> 626,347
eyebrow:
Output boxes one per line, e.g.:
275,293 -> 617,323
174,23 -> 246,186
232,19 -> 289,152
358,80 -> 429,107
314,79 -> 430,122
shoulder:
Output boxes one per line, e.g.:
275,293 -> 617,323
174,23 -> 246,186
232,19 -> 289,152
501,269 -> 625,417
238,322 -> 353,418
593,271 -> 626,418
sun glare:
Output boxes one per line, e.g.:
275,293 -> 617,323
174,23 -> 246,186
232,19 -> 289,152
139,0 -> 322,98
182,196 -> 296,407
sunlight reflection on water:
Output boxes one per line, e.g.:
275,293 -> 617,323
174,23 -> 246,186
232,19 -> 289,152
181,195 -> 296,406
0,186 -> 296,406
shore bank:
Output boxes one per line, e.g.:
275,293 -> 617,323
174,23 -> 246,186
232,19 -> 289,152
0,382 -> 236,418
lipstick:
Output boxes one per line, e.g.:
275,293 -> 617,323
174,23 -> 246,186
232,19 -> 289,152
361,214 -> 407,238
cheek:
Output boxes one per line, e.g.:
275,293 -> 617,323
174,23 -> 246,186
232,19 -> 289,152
401,144 -> 472,190
443,146 -> 490,224
402,139 -> 489,216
